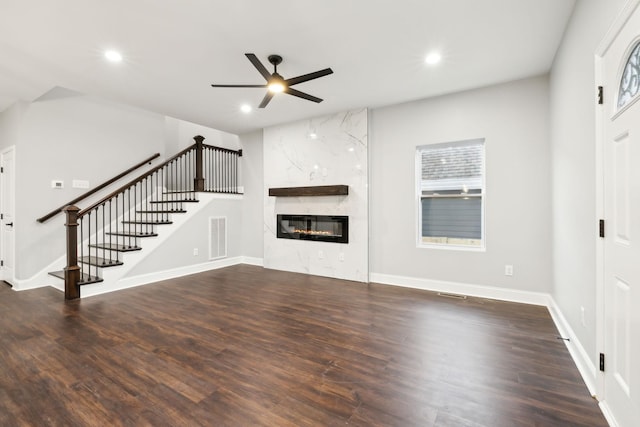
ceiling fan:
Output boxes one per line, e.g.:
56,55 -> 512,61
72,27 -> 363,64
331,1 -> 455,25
211,53 -> 333,108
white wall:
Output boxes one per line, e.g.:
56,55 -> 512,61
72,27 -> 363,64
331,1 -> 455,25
124,196 -> 244,276
549,0 -> 627,367
0,101 -> 27,151
370,76 -> 551,293
263,109 -> 368,282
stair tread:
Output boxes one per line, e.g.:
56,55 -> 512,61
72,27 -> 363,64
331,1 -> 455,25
136,210 -> 186,214
106,231 -> 158,237
49,271 -> 103,285
121,220 -> 173,225
163,191 -> 197,194
150,199 -> 199,203
89,243 -> 142,252
79,256 -> 123,267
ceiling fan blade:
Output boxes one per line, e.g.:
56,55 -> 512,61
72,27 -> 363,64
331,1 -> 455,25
211,84 -> 267,88
258,92 -> 275,108
284,87 -> 323,103
245,53 -> 272,81
285,68 -> 333,86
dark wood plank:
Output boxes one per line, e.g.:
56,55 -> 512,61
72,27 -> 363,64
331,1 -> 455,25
269,184 -> 349,197
0,266 -> 607,426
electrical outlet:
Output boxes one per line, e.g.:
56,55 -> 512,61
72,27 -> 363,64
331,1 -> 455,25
339,252 -> 345,262
51,180 -> 64,189
581,306 -> 586,327
505,265 -> 513,276
318,250 -> 324,259
193,248 -> 199,256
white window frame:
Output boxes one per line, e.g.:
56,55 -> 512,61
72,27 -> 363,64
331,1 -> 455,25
415,138 -> 486,251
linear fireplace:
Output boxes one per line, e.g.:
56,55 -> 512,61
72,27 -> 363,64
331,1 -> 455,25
277,214 -> 349,244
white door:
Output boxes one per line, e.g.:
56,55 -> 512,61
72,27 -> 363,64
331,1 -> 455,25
0,147 -> 15,285
599,1 -> 640,425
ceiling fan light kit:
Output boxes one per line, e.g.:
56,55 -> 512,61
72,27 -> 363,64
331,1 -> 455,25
211,53 -> 333,108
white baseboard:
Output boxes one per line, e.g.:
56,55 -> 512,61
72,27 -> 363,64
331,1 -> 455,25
241,256 -> 264,266
10,255 -> 66,292
599,401 -> 619,427
369,272 -> 550,306
547,296 -> 598,397
81,256 -> 247,298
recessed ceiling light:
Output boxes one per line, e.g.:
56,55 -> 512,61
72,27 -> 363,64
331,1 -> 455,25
240,104 -> 252,113
425,52 -> 442,65
104,50 -> 123,63
309,133 -> 318,139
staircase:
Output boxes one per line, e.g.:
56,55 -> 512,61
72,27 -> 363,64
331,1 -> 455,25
48,135 -> 242,299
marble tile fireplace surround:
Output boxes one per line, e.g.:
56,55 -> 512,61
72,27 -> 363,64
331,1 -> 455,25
263,108 -> 368,282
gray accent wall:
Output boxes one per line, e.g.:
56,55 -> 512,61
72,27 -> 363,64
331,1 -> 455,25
370,75 -> 551,293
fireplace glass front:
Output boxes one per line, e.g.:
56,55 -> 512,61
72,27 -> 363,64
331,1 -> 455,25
277,214 -> 348,244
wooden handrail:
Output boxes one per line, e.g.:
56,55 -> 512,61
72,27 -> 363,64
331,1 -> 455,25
77,144 -> 197,217
37,152 -> 161,223
76,142 -> 243,217
202,143 -> 243,156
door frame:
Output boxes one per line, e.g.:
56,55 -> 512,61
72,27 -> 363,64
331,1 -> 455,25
595,0 -> 640,406
0,145 -> 16,285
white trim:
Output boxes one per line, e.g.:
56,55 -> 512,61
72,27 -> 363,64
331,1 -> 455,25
80,256 -> 245,298
546,296 -> 598,396
10,254 -> 66,291
14,256 -> 264,294
241,256 -> 264,266
0,146 -> 16,285
596,0 -> 640,56
369,272 -> 549,306
80,257 -> 263,299
599,401 -> 621,427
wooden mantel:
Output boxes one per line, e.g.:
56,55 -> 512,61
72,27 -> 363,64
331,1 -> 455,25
268,185 -> 349,197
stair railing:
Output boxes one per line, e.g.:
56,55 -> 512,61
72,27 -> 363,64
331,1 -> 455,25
62,135 -> 243,299
37,152 -> 161,223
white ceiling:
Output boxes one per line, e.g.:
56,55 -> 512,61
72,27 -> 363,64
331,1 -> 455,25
0,0 -> 575,135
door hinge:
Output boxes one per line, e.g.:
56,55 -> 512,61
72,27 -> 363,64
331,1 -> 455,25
0,213 -> 3,220
598,86 -> 604,105
599,219 -> 605,238
0,260 -> 3,267
599,353 -> 605,371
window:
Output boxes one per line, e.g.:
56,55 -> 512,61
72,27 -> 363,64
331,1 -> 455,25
417,139 -> 485,249
618,41 -> 640,110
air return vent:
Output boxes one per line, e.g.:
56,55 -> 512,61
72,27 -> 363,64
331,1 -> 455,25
209,217 -> 227,260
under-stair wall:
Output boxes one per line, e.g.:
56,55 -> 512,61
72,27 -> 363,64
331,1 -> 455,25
49,193 -> 245,298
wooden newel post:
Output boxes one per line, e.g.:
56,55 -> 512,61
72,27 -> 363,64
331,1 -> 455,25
194,135 -> 205,192
63,205 -> 81,300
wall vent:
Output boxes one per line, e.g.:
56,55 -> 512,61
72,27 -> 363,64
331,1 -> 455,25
209,216 -> 227,260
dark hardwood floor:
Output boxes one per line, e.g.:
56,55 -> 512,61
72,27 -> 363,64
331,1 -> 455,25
0,266 -> 607,426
